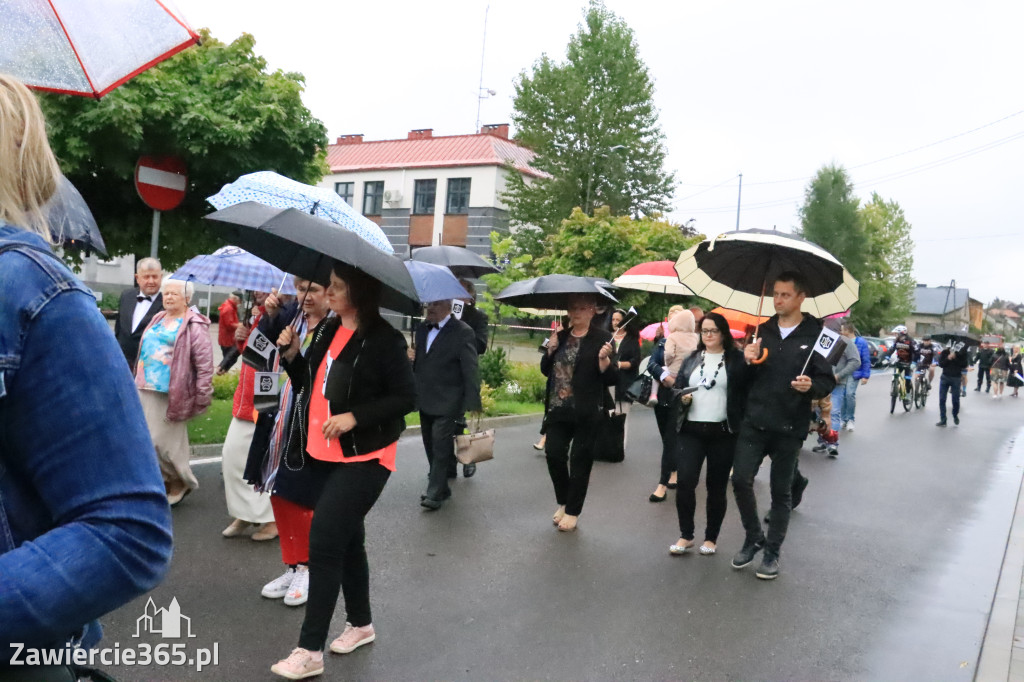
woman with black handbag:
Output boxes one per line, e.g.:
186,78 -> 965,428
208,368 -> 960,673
541,294 -> 618,532
668,312 -> 748,556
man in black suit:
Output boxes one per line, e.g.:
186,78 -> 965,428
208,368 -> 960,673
114,257 -> 164,372
414,299 -> 482,510
457,278 -> 489,355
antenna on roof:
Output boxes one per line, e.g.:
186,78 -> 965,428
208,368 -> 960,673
475,5 -> 493,132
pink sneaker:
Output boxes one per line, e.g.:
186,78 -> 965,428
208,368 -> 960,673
270,648 -> 324,679
328,623 -> 375,654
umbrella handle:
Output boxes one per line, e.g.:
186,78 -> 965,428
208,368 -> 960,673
751,348 -> 769,365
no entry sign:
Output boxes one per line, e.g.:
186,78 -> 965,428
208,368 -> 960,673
135,156 -> 188,211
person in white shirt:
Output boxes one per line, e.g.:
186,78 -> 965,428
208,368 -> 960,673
668,312 -> 749,557
114,257 -> 164,372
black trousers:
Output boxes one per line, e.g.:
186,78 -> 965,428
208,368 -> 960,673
544,417 -> 599,516
939,375 -> 961,421
731,423 -> 803,556
676,422 -> 736,543
653,401 -> 679,485
420,413 -> 459,500
977,367 -> 991,390
299,460 -> 390,651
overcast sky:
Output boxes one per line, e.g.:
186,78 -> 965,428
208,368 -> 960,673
173,0 -> 1024,305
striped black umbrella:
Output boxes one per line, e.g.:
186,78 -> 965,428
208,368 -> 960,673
674,229 -> 859,319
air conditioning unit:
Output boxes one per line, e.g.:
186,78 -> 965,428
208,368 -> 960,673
384,189 -> 402,205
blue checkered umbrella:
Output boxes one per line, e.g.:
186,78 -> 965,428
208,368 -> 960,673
170,246 -> 297,295
207,171 -> 394,253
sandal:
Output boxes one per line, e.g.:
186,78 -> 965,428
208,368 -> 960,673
557,515 -> 578,532
552,506 -> 566,526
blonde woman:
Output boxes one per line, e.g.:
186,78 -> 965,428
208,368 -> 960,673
135,278 -> 214,505
0,74 -> 172,656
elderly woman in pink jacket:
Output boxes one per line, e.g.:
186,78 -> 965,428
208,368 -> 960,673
135,278 -> 214,505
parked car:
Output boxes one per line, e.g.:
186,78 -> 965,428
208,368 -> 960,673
863,336 -> 889,367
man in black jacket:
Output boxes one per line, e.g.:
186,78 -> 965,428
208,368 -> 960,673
731,272 -> 836,580
414,299 -> 482,510
458,278 -> 489,356
974,344 -> 995,392
937,341 -> 970,426
113,257 -> 164,372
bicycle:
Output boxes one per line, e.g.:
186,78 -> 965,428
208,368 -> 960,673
890,363 -> 913,413
913,367 -> 931,409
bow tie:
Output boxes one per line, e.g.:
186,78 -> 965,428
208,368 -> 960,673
428,323 -> 440,330
137,295 -> 152,302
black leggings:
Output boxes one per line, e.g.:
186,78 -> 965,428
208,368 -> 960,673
544,417 -> 599,516
653,401 -> 679,485
298,459 -> 390,651
675,422 -> 736,543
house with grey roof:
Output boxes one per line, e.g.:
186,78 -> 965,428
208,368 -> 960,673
905,284 -> 979,336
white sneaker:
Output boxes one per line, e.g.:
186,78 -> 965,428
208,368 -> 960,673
262,568 -> 295,599
284,565 -> 310,606
846,421 -> 855,432
841,421 -> 849,431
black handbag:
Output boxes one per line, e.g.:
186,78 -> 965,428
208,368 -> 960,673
625,373 -> 653,405
592,412 -> 627,463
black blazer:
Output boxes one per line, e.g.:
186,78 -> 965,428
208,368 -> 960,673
283,316 -> 416,459
674,346 -> 749,433
113,288 -> 163,371
461,304 -> 489,355
540,326 -> 619,420
414,317 -> 482,417
612,332 -> 641,403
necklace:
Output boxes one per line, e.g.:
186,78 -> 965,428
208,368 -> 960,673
570,328 -> 587,338
698,351 -> 725,390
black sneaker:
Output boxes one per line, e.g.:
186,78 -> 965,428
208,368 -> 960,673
792,475 -> 809,509
954,416 -> 960,425
936,420 -> 947,427
811,444 -> 827,453
731,538 -> 765,569
827,446 -> 838,458
756,552 -> 780,580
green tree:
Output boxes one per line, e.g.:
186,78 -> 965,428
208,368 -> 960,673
479,231 -> 538,337
40,30 -> 328,267
796,164 -> 867,280
504,1 -> 675,258
854,193 -> 915,334
533,206 -> 701,322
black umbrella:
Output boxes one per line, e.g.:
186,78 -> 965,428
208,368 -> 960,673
204,202 -> 419,314
674,228 -> 859,318
45,175 -> 107,256
931,329 -> 980,348
495,274 -> 618,310
410,245 -> 500,277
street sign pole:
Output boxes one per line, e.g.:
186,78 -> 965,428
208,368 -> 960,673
150,210 -> 161,258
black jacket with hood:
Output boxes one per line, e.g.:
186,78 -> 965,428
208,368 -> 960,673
742,313 -> 836,436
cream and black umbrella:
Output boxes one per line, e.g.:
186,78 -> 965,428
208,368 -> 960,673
674,229 -> 859,319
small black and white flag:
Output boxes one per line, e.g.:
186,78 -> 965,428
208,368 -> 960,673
813,326 -> 848,366
242,327 -> 276,370
253,371 -> 282,412
451,299 -> 465,320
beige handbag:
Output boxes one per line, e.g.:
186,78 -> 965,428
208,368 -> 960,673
455,416 -> 495,465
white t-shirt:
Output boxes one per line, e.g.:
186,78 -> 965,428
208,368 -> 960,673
686,351 -> 728,423
779,324 -> 798,339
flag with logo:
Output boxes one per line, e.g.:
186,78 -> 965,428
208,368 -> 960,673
813,326 -> 847,366
242,327 -> 276,370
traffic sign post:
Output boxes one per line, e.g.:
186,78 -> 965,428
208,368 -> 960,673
135,156 -> 187,259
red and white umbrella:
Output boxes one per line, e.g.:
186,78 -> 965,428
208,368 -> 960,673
613,260 -> 695,296
1,0 -> 200,98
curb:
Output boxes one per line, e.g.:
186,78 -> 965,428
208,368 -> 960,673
976,429 -> 1024,681
189,412 -> 544,460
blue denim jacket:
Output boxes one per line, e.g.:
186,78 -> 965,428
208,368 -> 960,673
0,224 -> 173,650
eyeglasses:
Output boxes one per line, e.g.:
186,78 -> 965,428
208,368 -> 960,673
700,329 -> 721,336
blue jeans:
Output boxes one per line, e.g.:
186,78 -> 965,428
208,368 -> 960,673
830,382 -> 846,432
842,376 -> 860,422
939,375 -> 961,421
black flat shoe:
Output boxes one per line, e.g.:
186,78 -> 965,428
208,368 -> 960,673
666,482 -> 677,490
649,493 -> 667,503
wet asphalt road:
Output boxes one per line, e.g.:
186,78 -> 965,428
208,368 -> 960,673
96,374 -> 1024,681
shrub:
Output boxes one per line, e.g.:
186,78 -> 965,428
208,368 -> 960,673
479,382 -> 497,416
480,348 -> 509,390
212,371 -> 239,400
96,293 -> 120,311
503,361 -> 547,403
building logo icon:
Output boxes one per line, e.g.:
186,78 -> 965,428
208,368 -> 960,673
133,597 -> 196,639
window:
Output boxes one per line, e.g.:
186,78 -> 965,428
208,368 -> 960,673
446,178 -> 471,214
362,181 -> 384,215
413,179 -> 437,215
334,182 -> 354,206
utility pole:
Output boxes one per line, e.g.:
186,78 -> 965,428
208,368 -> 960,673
474,6 -> 491,132
735,173 -> 743,231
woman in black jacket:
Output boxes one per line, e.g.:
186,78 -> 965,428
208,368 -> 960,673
668,312 -> 748,557
540,293 -> 618,532
611,309 -> 641,410
271,262 -> 416,680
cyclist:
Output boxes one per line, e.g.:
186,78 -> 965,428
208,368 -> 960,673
889,325 -> 917,392
917,334 -> 938,387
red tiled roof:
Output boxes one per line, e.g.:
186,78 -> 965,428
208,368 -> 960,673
326,134 -> 548,178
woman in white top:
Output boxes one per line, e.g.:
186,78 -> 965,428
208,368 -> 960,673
668,312 -> 748,556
